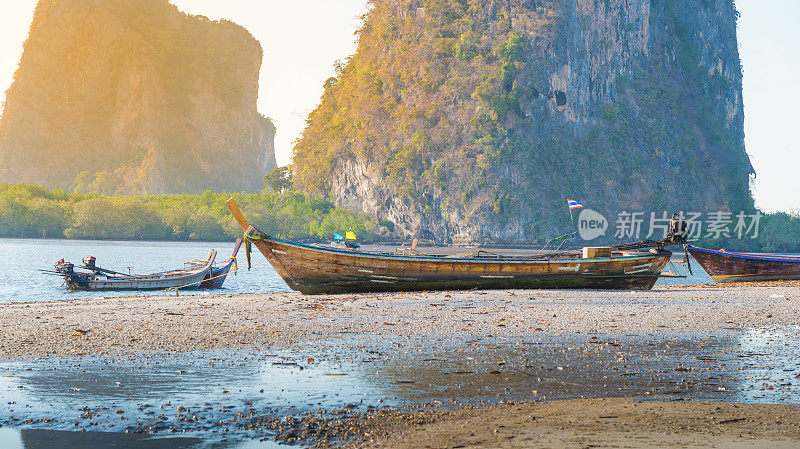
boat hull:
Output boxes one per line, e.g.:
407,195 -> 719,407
64,250 -> 216,291
70,270 -> 211,291
253,238 -> 671,295
202,259 -> 236,289
687,245 -> 800,283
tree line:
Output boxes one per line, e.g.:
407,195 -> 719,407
0,183 -> 380,242
1,182 -> 798,252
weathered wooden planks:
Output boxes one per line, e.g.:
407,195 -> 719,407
687,246 -> 800,283
226,198 -> 671,295
252,238 -> 670,294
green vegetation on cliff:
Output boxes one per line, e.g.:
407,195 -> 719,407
293,0 -> 754,243
0,184 -> 379,242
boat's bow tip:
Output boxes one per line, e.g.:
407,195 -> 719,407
225,198 -> 251,231
202,249 -> 217,269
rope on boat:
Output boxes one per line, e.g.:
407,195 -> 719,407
243,228 -> 264,270
163,269 -> 233,296
159,257 -> 238,295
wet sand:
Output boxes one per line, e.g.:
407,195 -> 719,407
1,284 -> 799,447
349,399 -> 800,448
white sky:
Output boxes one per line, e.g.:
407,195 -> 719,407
735,0 -> 800,212
0,0 -> 796,212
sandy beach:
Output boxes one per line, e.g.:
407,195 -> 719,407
0,284 -> 797,358
2,284 -> 799,447
349,399 -> 800,448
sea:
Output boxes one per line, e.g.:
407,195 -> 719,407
0,238 -> 714,303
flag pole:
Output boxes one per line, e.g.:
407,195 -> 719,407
567,199 -> 581,231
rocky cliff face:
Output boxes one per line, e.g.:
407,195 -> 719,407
293,0 -> 753,243
0,0 -> 276,194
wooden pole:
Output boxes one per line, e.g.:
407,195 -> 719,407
226,198 -> 250,231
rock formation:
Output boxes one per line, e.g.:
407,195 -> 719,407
0,0 -> 276,194
293,0 -> 754,243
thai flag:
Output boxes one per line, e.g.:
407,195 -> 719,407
567,199 -> 583,210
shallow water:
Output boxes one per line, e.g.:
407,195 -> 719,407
0,349 -> 379,448
0,238 -> 713,304
0,350 -> 387,433
0,326 -> 797,447
735,326 -> 800,403
331,327 -> 800,406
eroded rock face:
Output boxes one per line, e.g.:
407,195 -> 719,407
0,0 -> 276,194
294,0 -> 753,244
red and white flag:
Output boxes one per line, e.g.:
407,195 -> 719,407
567,199 -> 584,210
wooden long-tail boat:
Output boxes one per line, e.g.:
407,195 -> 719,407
226,199 -> 673,294
686,245 -> 800,283
46,250 -> 216,291
200,238 -> 243,289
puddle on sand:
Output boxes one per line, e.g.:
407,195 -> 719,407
735,326 -> 800,403
308,326 -> 800,407
325,334 -> 735,405
0,427 -> 286,449
0,350 -> 382,447
0,327 -> 798,447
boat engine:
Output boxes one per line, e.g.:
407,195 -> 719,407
55,260 -> 75,276
83,256 -> 97,269
666,213 -> 689,245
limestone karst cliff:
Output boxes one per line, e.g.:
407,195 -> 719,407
0,0 -> 276,194
293,0 -> 754,243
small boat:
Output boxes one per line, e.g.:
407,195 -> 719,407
686,245 -> 800,283
46,250 -> 216,291
225,198 -> 673,294
200,239 -> 243,289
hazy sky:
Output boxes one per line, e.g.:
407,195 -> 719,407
0,1 -> 796,212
